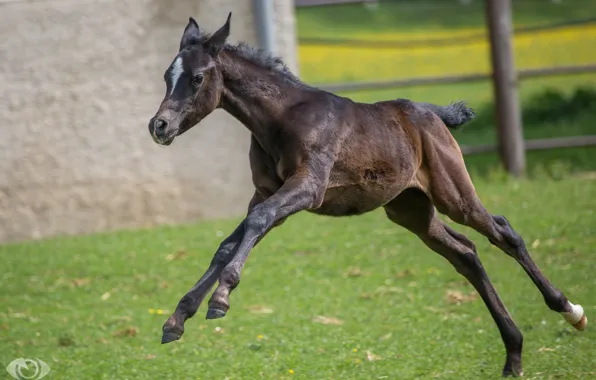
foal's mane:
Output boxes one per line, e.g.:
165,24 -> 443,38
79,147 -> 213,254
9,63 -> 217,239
191,32 -> 307,87
225,42 -> 305,86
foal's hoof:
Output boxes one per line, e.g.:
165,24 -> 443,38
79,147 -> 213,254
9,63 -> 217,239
162,330 -> 182,344
206,308 -> 227,320
161,315 -> 184,344
502,369 -> 523,378
502,356 -> 523,377
562,303 -> 587,331
573,315 -> 588,331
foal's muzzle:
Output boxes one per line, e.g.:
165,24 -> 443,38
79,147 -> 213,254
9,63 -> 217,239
149,116 -> 176,145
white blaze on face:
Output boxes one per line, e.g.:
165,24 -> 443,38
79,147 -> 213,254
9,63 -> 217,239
169,56 -> 184,96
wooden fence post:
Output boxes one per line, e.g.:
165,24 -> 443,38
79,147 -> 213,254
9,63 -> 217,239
485,0 -> 525,176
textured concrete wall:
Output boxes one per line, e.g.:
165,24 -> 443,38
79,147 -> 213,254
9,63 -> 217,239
0,0 -> 297,243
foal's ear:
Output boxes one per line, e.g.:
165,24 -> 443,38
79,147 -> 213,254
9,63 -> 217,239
179,17 -> 200,51
206,12 -> 231,56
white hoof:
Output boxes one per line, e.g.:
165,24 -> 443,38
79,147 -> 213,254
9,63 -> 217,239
562,302 -> 587,331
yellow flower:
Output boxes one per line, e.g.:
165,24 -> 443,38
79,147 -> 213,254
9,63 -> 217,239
352,348 -> 358,353
257,334 -> 264,340
148,308 -> 156,314
288,369 -> 295,375
157,309 -> 164,315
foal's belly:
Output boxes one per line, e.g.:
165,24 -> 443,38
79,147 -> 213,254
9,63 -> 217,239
308,155 -> 416,217
309,182 -> 402,217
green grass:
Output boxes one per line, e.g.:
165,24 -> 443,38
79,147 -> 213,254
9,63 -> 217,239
465,146 -> 596,179
1,177 -> 595,379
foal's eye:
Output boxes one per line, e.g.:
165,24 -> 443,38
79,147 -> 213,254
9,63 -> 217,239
192,74 -> 204,87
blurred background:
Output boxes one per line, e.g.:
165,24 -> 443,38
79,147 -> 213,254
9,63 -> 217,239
295,0 -> 596,179
1,0 -> 594,243
0,0 -> 296,243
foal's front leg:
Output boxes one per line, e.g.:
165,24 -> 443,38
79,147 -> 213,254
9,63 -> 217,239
161,192 -> 265,344
206,166 -> 329,319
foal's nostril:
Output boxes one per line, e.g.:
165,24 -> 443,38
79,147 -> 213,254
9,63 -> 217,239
154,118 -> 168,136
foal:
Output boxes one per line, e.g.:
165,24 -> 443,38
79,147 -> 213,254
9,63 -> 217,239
148,14 -> 586,377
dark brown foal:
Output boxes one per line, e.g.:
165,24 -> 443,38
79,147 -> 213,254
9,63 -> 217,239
147,14 -> 586,377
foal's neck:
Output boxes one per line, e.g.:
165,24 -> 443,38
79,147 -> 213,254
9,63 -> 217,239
218,49 -> 302,146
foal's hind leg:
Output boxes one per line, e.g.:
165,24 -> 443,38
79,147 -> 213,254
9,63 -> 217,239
384,189 -> 523,377
475,214 -> 586,329
425,133 -> 587,331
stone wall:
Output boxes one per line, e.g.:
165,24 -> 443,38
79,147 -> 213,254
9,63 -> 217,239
0,0 -> 298,243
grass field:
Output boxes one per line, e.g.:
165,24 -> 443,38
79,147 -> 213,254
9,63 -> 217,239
1,176 -> 595,379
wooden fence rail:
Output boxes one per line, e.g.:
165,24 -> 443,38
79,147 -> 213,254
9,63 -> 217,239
316,64 -> 596,93
460,135 -> 596,155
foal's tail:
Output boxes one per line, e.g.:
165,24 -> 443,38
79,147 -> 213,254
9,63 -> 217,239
418,101 -> 476,129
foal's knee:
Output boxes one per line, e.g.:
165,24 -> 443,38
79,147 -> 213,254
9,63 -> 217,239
454,250 -> 483,273
445,225 -> 477,253
220,264 -> 241,289
245,205 -> 275,237
212,240 -> 238,266
493,215 -> 509,227
492,215 -> 525,251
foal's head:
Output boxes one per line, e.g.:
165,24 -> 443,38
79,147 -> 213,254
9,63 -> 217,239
148,14 -> 231,145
